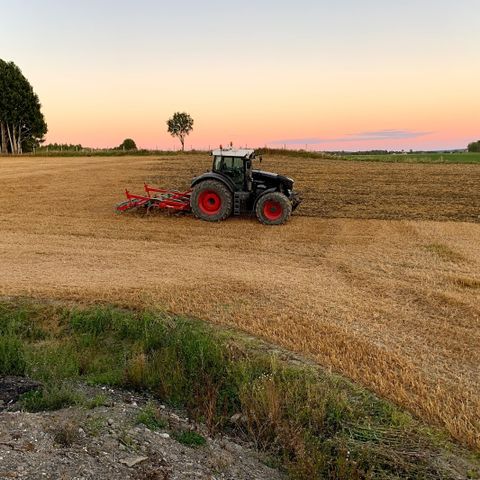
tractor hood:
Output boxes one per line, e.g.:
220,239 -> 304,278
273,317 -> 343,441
252,170 -> 294,190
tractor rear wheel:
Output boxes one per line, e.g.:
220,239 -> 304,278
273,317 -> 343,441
255,191 -> 292,225
191,180 -> 233,222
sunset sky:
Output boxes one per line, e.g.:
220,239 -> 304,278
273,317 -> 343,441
1,0 -> 479,150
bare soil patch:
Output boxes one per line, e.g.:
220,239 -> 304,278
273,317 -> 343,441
0,383 -> 281,480
145,154 -> 480,222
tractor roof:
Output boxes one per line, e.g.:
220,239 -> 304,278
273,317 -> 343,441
212,148 -> 255,158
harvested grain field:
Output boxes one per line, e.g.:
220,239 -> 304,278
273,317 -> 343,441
0,154 -> 479,450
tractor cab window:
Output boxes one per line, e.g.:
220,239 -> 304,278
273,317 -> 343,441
222,156 -> 244,188
213,155 -> 222,171
212,156 -> 245,188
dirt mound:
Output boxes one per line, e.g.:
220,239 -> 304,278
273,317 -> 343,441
0,385 -> 282,480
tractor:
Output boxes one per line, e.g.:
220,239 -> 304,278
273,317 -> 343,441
190,148 -> 301,224
116,148 -> 301,225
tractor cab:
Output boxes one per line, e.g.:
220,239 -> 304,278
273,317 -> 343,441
211,148 -> 256,191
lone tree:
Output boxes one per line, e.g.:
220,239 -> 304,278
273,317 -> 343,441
467,140 -> 480,152
118,138 -> 137,151
0,59 -> 47,154
167,112 -> 193,151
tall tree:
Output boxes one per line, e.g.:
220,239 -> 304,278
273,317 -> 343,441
0,59 -> 47,154
167,112 -> 193,151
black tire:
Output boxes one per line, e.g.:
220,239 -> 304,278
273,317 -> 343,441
190,179 -> 233,222
255,191 -> 292,225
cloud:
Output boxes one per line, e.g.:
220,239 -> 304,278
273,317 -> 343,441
345,129 -> 433,140
271,129 -> 433,145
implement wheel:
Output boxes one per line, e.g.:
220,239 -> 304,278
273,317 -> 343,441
191,180 -> 233,222
256,191 -> 292,225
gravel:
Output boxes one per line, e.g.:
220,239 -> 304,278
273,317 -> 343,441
0,382 -> 283,480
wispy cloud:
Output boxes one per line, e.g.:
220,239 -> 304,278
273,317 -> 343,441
345,129 -> 433,140
271,129 -> 433,145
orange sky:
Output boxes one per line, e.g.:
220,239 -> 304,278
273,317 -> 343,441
3,1 -> 479,150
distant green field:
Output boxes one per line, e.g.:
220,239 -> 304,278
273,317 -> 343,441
4,149 -> 480,164
260,148 -> 480,164
341,152 -> 480,164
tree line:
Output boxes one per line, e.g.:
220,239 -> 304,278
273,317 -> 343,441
1,59 -> 196,155
467,140 -> 480,152
0,59 -> 47,154
37,139 -> 138,152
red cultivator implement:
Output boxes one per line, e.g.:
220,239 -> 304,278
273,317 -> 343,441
115,184 -> 192,213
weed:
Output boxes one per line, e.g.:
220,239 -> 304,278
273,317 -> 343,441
173,430 -> 206,447
0,302 -> 49,341
20,384 -> 83,412
85,393 -> 109,409
83,416 -> 104,437
135,403 -> 167,430
52,421 -> 79,447
0,333 -> 26,375
66,307 -> 117,336
118,430 -> 137,450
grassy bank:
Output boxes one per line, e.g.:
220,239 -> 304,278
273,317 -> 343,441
0,299 -> 478,479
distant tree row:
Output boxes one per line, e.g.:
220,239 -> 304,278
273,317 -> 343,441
0,59 -> 47,154
38,143 -> 83,151
37,139 -> 138,152
467,140 -> 480,152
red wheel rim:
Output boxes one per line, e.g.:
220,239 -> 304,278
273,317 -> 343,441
263,200 -> 283,221
198,190 -> 222,215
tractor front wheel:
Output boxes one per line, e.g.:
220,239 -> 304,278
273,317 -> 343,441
190,180 -> 233,222
255,191 -> 292,225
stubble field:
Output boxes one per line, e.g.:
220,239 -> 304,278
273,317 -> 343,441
0,154 -> 479,450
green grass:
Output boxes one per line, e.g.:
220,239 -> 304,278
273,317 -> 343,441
0,299 -> 477,480
173,430 -> 207,447
340,152 -> 480,164
0,334 -> 26,375
20,384 -> 84,412
255,148 -> 480,164
135,402 -> 168,430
